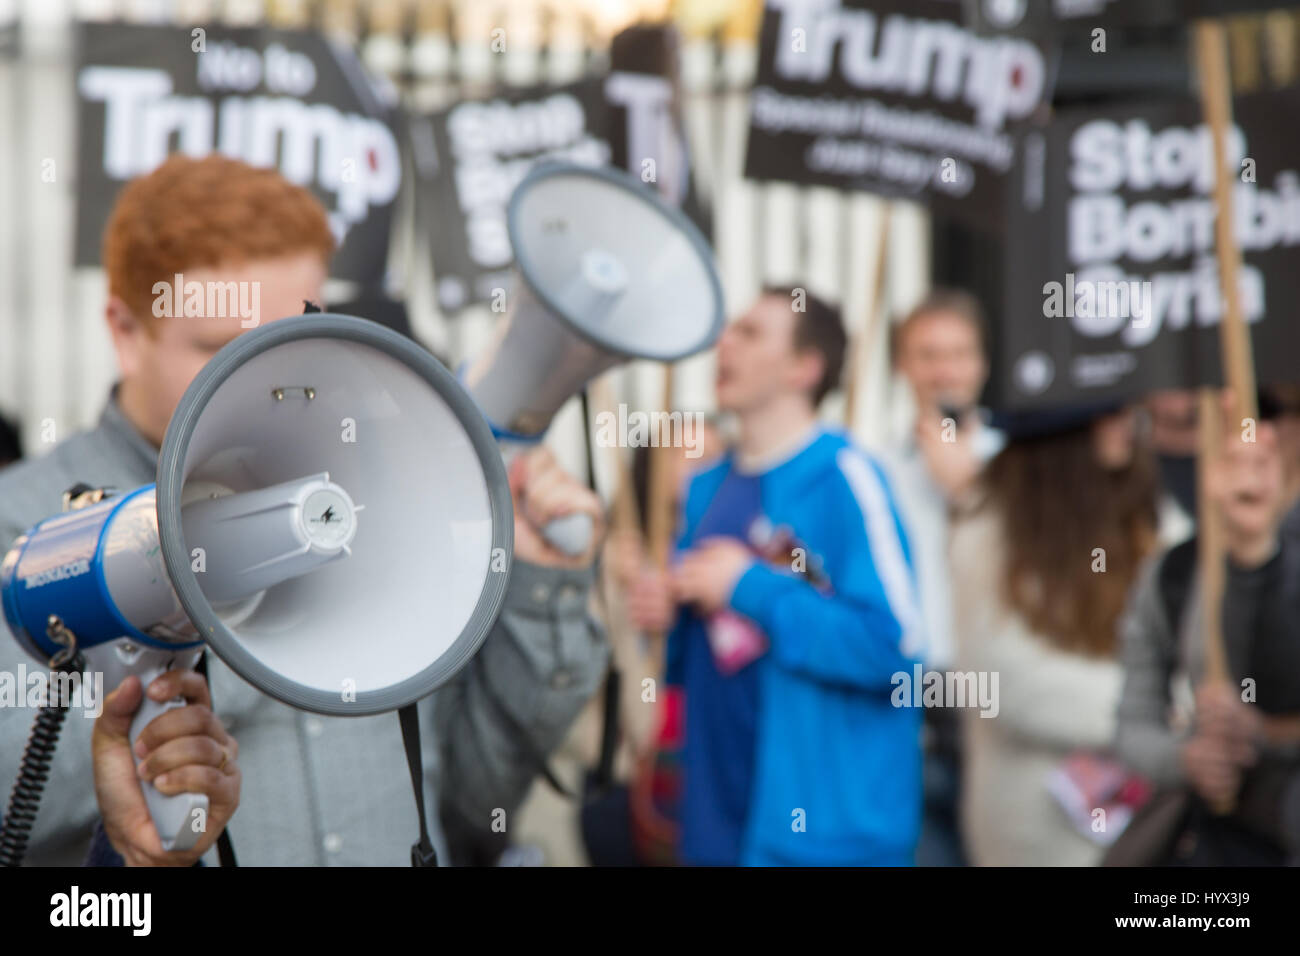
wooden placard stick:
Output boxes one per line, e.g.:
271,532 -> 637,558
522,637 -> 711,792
586,374 -> 642,542
587,372 -> 663,760
1193,18 -> 1262,813
646,365 -> 678,572
1195,21 -> 1259,424
844,202 -> 892,433
1196,388 -> 1229,685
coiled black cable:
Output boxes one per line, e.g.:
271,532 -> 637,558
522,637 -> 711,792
0,651 -> 85,867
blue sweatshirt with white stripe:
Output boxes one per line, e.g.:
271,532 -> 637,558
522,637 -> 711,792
666,426 -> 924,866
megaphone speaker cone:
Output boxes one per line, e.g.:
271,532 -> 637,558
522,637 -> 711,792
464,162 -> 726,443
506,162 -> 724,363
156,314 -> 514,717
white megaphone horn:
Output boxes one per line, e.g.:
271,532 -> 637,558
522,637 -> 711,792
461,162 -> 725,556
0,315 -> 512,859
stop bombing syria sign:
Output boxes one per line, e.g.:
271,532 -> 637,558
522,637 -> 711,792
415,78 -> 612,314
998,87 -> 1300,411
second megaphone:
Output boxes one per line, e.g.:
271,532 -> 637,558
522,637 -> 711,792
462,162 -> 725,555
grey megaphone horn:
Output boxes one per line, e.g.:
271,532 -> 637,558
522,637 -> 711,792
0,314 -> 513,858
462,162 -> 725,556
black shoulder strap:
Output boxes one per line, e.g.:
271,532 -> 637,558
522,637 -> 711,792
592,665 -> 621,794
195,651 -> 238,867
398,704 -> 438,867
1157,537 -> 1199,638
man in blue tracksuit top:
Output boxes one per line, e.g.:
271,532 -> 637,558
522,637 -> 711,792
633,288 -> 924,866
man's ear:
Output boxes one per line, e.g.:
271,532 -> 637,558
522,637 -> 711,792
104,295 -> 147,379
789,348 -> 825,400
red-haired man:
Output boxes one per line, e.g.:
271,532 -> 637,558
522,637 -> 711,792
0,155 -> 607,866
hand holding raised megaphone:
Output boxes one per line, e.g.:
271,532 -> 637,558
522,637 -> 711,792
508,446 -> 605,569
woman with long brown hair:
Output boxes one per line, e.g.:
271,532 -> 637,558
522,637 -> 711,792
953,405 -> 1159,865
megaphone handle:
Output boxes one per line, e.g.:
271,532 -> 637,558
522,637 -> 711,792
542,512 -> 594,558
127,658 -> 210,854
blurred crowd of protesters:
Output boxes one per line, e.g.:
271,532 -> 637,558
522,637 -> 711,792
2,157 -> 1299,867
604,290 -> 1300,868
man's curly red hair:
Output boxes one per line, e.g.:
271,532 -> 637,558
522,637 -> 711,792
102,154 -> 336,331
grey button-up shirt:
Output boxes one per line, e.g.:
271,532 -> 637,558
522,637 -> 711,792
0,391 -> 607,865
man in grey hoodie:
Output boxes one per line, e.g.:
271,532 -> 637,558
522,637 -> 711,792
0,154 -> 609,866
1115,397 -> 1300,864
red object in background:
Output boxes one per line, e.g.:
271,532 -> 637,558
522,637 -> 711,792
1047,751 -> 1155,846
657,685 -> 684,747
630,686 -> 684,865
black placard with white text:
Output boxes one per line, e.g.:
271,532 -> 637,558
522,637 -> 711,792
744,0 -> 1056,231
607,22 -> 712,239
415,78 -> 612,314
997,87 -> 1300,411
74,23 -> 402,284
964,0 -> 1300,36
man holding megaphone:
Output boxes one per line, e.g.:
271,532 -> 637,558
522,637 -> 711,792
0,155 -> 609,866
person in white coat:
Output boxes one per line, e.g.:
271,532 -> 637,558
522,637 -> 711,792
952,403 -> 1158,866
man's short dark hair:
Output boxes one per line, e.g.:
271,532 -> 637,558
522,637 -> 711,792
763,285 -> 846,406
